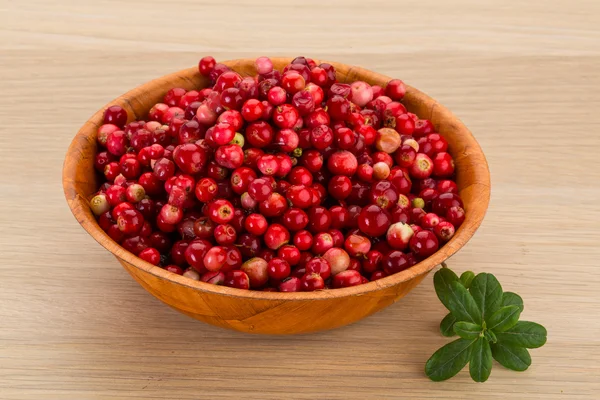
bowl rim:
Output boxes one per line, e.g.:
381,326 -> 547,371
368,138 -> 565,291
63,58 -> 490,301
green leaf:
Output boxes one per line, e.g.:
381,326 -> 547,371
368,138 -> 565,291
470,337 -> 493,382
449,281 -> 483,325
484,330 -> 498,343
434,269 -> 482,324
488,305 -> 521,333
453,321 -> 482,340
434,267 -> 460,306
491,343 -> 531,371
425,338 -> 476,381
440,313 -> 457,337
470,273 -> 503,322
502,291 -> 524,312
460,271 -> 475,289
495,321 -> 547,348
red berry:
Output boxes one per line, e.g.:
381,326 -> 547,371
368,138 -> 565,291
267,258 -> 291,280
332,270 -> 362,289
300,273 -> 325,291
432,152 -> 455,177
383,251 -> 413,275
264,224 -> 290,250
103,105 -> 128,128
358,205 -> 391,237
327,150 -> 358,176
385,79 -> 406,100
446,206 -> 466,228
245,213 -> 268,236
293,230 -> 313,251
224,270 -> 250,290
409,230 -> 439,259
208,199 -> 234,224
241,257 -> 269,288
279,277 -> 301,292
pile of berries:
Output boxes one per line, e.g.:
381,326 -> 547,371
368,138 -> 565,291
90,56 -> 465,292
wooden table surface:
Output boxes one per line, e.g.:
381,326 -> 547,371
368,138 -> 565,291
1,0 -> 599,398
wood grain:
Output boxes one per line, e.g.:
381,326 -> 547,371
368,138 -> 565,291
62,58 -> 489,334
2,0 -> 600,397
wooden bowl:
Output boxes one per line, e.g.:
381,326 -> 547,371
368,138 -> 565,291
63,58 -> 490,335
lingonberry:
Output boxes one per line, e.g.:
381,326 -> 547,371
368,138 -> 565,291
327,150 -> 358,176
275,154 -> 293,178
344,234 -> 371,257
362,250 -> 383,273
305,108 -> 330,129
287,185 -> 313,208
323,247 -> 351,276
274,129 -> 299,152
310,124 -> 334,150
198,56 -> 217,76
385,79 -> 406,100
121,235 -> 149,254
224,270 -> 250,290
300,273 -> 325,291
409,153 -> 434,179
263,224 -> 290,250
201,246 -> 227,272
445,206 -> 466,227
432,193 -> 464,216
183,268 -> 200,280
240,257 -> 269,288
277,245 -> 301,266
329,206 -> 350,230
326,95 -> 351,121
307,206 -> 332,233
370,180 -> 399,210
293,230 -> 313,251
165,265 -> 184,275
97,124 -> 120,147
215,144 -> 244,170
103,105 -> 128,128
125,183 -> 145,203
358,204 -> 391,237
333,270 -> 362,289
414,119 -> 435,137
357,164 -> 374,182
349,81 -> 373,107
273,104 -> 299,129
312,232 -> 334,255
201,271 -> 225,285
245,213 -> 268,236
409,230 -> 439,259
434,221 -> 456,242
279,276 -> 301,292
247,177 -> 273,201
437,179 -> 458,194
111,202 -> 134,220
90,193 -> 110,216
292,90 -> 315,116
207,199 -> 234,224
281,71 -> 306,94
427,133 -> 448,154
382,251 -> 412,275
195,177 -> 218,202
259,192 -> 288,217
105,185 -> 127,207
288,167 -> 313,186
139,247 -> 160,265
106,130 -> 128,156
432,152 -> 455,177
386,222 -> 414,250
214,224 -> 237,245
267,258 -> 291,280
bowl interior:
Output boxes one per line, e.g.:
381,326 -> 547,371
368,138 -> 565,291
63,58 -> 490,301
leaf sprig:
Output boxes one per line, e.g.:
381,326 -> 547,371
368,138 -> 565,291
425,266 -> 547,382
